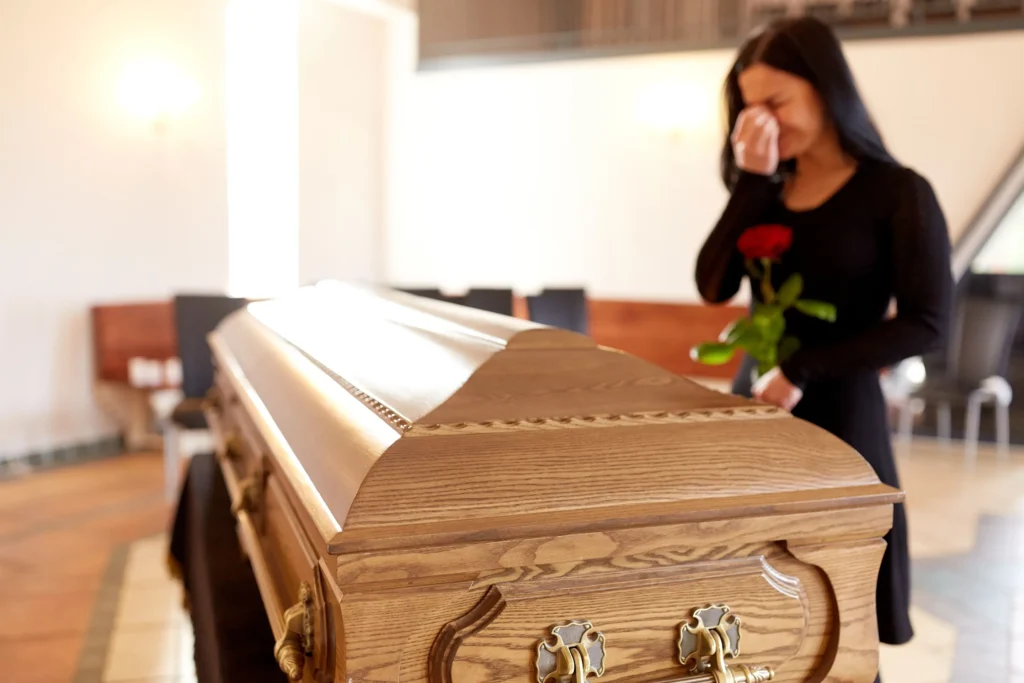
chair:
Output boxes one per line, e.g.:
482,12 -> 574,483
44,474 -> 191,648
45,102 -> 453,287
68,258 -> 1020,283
526,288 -> 589,334
165,295 -> 248,500
918,0 -> 961,21
897,294 -> 1022,466
465,288 -> 514,316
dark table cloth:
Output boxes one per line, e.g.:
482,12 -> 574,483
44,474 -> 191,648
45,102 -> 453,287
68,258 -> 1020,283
169,451 -> 284,683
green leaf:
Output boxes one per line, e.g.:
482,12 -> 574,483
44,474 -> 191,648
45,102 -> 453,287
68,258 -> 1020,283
795,299 -> 838,323
778,336 -> 801,364
719,318 -> 765,352
777,274 -> 803,309
744,340 -> 770,365
752,303 -> 776,324
719,318 -> 750,345
690,342 -> 736,366
735,328 -> 766,353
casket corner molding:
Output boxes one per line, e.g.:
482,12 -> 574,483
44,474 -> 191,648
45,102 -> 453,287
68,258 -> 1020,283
428,585 -> 509,683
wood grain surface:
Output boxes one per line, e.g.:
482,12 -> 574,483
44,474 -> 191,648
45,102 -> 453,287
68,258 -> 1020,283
326,503 -> 890,682
786,539 -> 887,682
345,419 -> 883,531
206,283 -> 897,683
447,558 -> 809,683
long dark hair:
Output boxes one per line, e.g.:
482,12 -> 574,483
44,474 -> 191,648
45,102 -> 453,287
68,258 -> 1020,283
721,17 -> 896,190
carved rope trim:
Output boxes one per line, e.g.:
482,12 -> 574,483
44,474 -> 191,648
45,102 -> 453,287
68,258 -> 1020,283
406,405 -> 786,437
279,339 -> 414,433
347,385 -> 413,433
274,330 -> 785,437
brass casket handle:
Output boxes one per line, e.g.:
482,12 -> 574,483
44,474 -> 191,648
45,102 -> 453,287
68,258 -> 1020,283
536,621 -> 606,683
673,605 -> 774,683
274,582 -> 314,681
222,433 -> 243,461
231,473 -> 263,515
535,606 -> 773,683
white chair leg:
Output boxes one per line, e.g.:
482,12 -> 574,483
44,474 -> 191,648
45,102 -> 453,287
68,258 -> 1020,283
164,425 -> 181,501
964,395 -> 983,470
937,401 -> 952,447
996,400 -> 1011,462
897,399 -> 915,454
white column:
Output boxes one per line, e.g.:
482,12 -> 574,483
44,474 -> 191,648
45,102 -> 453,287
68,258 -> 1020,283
225,0 -> 300,298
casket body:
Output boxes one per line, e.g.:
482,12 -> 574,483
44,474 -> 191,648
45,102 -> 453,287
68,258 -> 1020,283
205,282 -> 899,683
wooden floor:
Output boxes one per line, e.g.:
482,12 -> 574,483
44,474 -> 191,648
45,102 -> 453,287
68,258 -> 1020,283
2,444 -> 1024,682
0,454 -> 173,683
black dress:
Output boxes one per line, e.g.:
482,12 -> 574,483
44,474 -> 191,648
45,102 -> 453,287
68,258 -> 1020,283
695,160 -> 953,647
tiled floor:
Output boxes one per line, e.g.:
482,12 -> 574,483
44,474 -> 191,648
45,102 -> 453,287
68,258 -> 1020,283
101,535 -> 196,683
880,440 -> 1024,682
3,443 -> 1024,682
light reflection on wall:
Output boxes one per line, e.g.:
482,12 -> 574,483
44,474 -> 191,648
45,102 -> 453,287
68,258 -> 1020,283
118,59 -> 200,125
225,0 -> 299,298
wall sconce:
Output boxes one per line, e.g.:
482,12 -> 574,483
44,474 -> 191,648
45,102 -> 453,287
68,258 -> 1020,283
118,59 -> 200,129
637,82 -> 716,138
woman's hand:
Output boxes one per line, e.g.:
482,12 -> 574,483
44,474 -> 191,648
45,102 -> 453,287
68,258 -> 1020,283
752,367 -> 803,412
732,105 -> 780,177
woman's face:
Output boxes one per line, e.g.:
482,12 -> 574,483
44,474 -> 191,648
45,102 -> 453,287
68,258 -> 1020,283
738,63 -> 828,161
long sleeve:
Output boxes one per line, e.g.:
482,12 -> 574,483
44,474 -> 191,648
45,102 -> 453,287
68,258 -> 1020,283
695,173 -> 780,303
780,171 -> 954,385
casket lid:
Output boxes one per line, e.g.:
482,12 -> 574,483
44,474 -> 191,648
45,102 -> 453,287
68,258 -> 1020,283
210,282 -> 899,554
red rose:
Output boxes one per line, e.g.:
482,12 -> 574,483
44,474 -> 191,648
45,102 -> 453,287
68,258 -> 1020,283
738,224 -> 793,260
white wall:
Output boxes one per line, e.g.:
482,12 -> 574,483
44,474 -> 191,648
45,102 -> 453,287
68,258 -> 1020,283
299,0 -> 387,286
385,28 -> 1024,301
0,0 -> 229,456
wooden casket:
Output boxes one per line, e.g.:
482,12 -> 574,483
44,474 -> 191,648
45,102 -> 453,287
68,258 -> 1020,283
204,282 -> 900,683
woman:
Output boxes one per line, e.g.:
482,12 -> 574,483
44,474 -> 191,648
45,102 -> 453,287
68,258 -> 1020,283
695,17 -> 953,677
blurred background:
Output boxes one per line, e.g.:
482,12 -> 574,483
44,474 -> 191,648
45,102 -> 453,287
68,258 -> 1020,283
0,1 -> 1023,682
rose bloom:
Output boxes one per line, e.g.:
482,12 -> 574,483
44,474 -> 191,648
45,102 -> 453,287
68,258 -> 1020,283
738,224 -> 793,260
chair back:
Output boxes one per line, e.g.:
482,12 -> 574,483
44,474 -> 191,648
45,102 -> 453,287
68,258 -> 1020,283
527,288 -> 589,334
948,296 -> 1024,387
465,288 -> 514,316
174,295 -> 248,399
